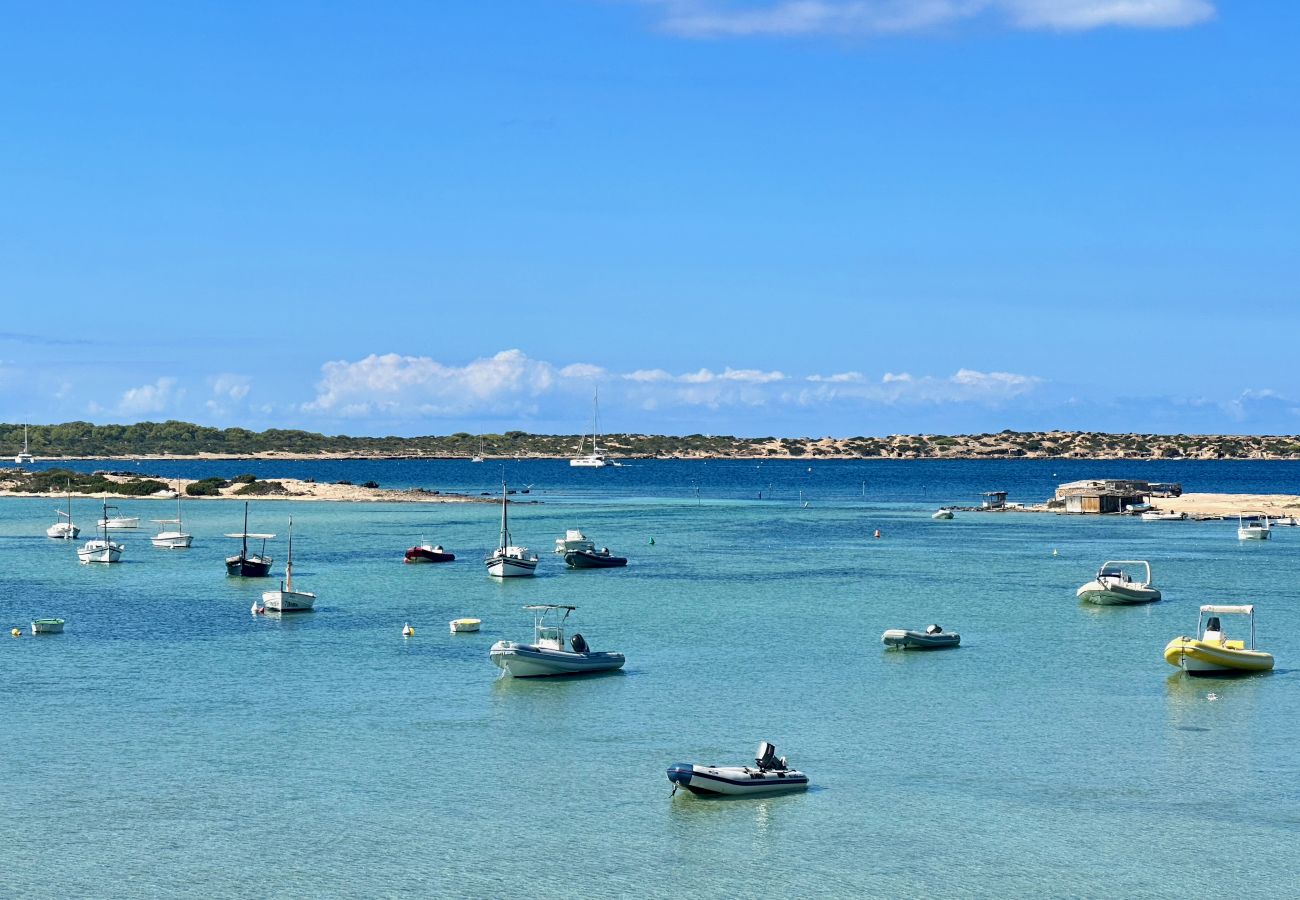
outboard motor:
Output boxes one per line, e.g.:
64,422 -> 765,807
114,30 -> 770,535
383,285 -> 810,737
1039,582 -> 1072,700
756,742 -> 777,771
570,633 -> 589,654
925,624 -> 943,635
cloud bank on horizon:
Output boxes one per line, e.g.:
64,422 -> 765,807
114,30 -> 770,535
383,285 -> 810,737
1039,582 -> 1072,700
644,0 -> 1216,37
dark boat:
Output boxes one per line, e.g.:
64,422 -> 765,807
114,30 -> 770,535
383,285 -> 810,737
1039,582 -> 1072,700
224,501 -> 274,577
404,541 -> 455,564
563,548 -> 628,569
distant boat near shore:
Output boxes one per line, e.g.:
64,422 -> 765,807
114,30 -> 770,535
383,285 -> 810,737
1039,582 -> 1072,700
570,390 -> 609,468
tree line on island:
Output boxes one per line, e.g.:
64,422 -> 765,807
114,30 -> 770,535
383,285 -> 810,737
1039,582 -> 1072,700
4,420 -> 1300,460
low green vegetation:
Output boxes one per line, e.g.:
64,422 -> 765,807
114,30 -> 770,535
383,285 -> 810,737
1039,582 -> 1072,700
2,467 -> 168,496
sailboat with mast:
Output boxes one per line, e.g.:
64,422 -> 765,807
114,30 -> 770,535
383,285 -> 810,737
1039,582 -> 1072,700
569,390 -> 608,468
151,494 -> 193,548
77,499 -> 124,563
14,423 -> 34,464
485,480 -> 539,577
224,501 -> 275,576
472,436 -> 485,463
261,517 -> 315,612
46,484 -> 80,539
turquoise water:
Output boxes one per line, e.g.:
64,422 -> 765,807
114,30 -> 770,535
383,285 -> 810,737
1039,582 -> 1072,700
3,477 -> 1299,897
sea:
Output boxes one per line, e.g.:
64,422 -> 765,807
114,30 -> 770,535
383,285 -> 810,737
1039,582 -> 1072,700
3,458 -> 1299,899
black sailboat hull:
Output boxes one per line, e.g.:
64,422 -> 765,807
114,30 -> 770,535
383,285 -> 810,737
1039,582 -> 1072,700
226,555 -> 272,577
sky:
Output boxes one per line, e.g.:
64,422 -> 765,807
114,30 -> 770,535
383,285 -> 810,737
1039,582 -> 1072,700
1,0 -> 1297,438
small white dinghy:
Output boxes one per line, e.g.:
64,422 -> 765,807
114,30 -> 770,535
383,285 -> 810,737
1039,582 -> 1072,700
31,618 -> 65,635
882,624 -> 961,650
668,742 -> 810,796
1076,560 -> 1161,605
931,509 -> 954,520
489,605 -> 624,677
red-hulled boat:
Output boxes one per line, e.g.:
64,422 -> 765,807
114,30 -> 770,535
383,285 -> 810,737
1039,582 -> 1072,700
405,541 -> 455,564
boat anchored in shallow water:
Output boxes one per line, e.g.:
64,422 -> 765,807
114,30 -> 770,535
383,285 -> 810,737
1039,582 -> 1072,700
931,509 -> 954,520
1076,560 -> 1161,605
46,486 -> 79,540
31,618 -> 65,635
881,624 -> 961,649
261,517 -> 314,612
150,494 -> 192,549
668,742 -> 809,796
489,605 -> 624,677
405,540 -> 455,564
225,502 -> 274,577
1164,605 -> 1274,676
485,481 -> 538,578
78,500 -> 124,564
1140,509 -> 1186,521
1237,514 -> 1271,541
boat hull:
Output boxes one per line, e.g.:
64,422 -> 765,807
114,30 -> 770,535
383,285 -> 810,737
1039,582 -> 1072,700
262,589 -> 316,612
667,763 -> 809,796
1238,528 -> 1271,540
226,555 -> 272,577
881,629 -> 960,650
1163,637 -> 1273,675
31,619 -> 65,634
97,517 -> 140,529
563,550 -> 627,569
931,510 -> 954,520
569,457 -> 607,468
47,524 -> 80,539
485,554 -> 538,577
489,641 -> 624,676
1076,582 -> 1162,605
78,540 -> 123,564
151,531 -> 193,549
405,547 -> 455,563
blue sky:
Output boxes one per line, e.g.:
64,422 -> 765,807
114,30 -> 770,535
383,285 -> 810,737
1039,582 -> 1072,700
2,1 -> 1297,437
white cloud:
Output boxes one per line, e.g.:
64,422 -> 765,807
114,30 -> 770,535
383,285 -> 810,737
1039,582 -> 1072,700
119,377 -> 182,415
807,371 -> 866,383
881,372 -> 913,383
206,374 -> 253,416
645,0 -> 1213,37
625,368 -> 675,383
559,363 -> 607,379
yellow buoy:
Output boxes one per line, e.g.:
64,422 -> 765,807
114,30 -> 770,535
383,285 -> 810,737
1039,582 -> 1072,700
402,623 -> 414,637
10,627 -> 21,638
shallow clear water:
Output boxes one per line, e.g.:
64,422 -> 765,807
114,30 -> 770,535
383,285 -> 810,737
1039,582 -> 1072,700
3,461 -> 1298,898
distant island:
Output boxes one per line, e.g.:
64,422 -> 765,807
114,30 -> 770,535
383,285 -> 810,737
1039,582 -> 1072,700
5,420 -> 1300,461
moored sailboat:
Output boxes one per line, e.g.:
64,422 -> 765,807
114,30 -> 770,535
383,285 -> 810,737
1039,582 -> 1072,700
78,499 -> 124,564
569,389 -> 609,467
262,517 -> 315,612
225,501 -> 274,576
46,485 -> 80,540
485,481 -> 538,577
151,494 -> 193,548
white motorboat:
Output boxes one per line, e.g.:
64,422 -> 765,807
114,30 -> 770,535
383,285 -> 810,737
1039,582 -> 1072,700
485,481 -> 538,578
569,389 -> 609,467
78,500 -> 124,564
96,514 -> 140,529
1238,514 -> 1271,540
46,487 -> 80,540
14,423 -> 34,464
1273,515 -> 1299,527
450,617 -> 481,633
1076,560 -> 1161,605
1140,510 -> 1186,521
554,529 -> 596,554
931,509 -> 954,520
882,624 -> 961,649
31,618 -> 65,635
261,517 -> 315,612
489,605 -> 624,677
150,495 -> 193,548
668,742 -> 809,796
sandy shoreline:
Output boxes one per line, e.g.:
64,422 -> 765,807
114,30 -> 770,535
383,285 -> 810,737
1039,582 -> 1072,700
0,475 -> 499,504
1144,493 -> 1300,519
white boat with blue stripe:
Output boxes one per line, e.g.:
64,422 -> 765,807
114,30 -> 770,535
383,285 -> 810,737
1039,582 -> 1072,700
668,742 -> 809,796
489,605 -> 624,677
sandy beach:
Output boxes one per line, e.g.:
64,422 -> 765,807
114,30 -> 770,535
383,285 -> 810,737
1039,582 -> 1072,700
1146,492 -> 1300,519
0,474 -> 497,504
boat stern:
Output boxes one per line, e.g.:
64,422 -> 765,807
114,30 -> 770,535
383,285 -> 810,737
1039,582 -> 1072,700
667,763 -> 695,789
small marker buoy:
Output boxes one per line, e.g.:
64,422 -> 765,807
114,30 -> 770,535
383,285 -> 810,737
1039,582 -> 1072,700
873,529 -> 882,539
251,602 -> 265,615
402,623 -> 414,637
648,537 -> 655,545
11,627 -> 21,638
1052,549 -> 1059,556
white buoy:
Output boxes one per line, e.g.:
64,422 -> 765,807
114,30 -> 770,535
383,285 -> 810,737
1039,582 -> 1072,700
402,623 -> 415,637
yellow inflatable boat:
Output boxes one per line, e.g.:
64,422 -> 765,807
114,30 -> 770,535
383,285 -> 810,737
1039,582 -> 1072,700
1164,604 -> 1274,676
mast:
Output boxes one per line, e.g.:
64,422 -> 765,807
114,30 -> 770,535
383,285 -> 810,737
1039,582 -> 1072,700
242,501 -> 250,558
285,517 -> 294,592
592,389 -> 600,456
499,479 -> 509,551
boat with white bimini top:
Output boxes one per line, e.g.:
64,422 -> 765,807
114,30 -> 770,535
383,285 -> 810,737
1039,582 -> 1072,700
78,500 -> 124,564
667,742 -> 810,797
1076,560 -> 1162,605
261,517 -> 314,612
225,502 -> 274,577
554,529 -> 596,554
1238,513 -> 1271,541
150,494 -> 193,548
31,618 -> 65,635
569,389 -> 609,468
489,605 -> 624,677
14,423 -> 34,464
485,481 -> 538,578
46,486 -> 80,540
882,624 -> 961,649
1164,605 -> 1274,676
